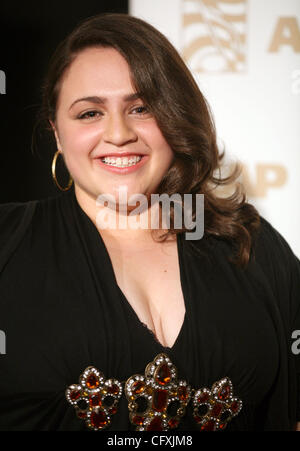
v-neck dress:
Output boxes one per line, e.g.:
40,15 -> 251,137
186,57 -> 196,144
0,186 -> 299,431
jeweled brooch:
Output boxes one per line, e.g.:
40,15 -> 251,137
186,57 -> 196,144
125,353 -> 191,431
192,377 -> 242,431
65,366 -> 122,430
66,353 -> 242,431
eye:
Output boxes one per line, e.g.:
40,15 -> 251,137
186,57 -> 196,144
130,105 -> 150,115
78,110 -> 103,120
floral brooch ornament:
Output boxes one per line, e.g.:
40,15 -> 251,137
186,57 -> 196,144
192,377 -> 242,431
66,366 -> 122,430
66,354 -> 243,431
125,353 -> 192,431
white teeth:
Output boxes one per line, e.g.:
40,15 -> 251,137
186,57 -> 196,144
101,155 -> 142,167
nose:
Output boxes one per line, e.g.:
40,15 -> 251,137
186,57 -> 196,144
103,113 -> 138,147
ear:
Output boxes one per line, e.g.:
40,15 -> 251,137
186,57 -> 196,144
49,120 -> 62,150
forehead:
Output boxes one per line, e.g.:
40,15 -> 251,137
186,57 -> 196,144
59,47 -> 135,102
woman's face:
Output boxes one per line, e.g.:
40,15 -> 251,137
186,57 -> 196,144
52,47 -> 174,207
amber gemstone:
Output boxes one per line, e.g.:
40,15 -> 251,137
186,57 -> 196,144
132,380 -> 145,395
178,386 -> 188,401
86,374 -> 99,389
200,420 -> 216,431
211,402 -> 223,418
152,389 -> 168,412
132,415 -> 145,425
146,386 -> 153,395
146,416 -> 164,431
70,390 -> 81,401
90,410 -> 107,429
168,418 -> 179,429
198,391 -> 210,403
218,385 -> 230,401
89,394 -> 102,407
155,363 -> 171,386
107,384 -> 119,396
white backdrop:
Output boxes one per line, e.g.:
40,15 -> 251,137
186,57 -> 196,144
130,0 -> 300,257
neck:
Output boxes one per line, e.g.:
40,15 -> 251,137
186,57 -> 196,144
74,185 -> 169,245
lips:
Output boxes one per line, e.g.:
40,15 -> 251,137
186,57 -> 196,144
94,153 -> 148,174
95,152 -> 146,158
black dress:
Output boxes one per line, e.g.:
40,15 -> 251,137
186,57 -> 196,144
0,186 -> 299,431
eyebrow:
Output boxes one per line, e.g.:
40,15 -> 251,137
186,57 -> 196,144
69,93 -> 141,110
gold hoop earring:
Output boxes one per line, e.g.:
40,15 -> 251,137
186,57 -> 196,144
52,150 -> 73,192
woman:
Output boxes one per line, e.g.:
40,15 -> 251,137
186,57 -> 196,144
0,13 -> 299,431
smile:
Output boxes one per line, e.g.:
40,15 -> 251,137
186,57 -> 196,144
101,155 -> 142,168
95,154 -> 148,174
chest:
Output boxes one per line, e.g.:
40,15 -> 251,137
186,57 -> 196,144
104,238 -> 186,348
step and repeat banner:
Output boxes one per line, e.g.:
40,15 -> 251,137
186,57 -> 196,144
130,0 -> 300,257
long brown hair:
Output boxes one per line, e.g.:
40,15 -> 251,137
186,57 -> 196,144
39,13 -> 260,268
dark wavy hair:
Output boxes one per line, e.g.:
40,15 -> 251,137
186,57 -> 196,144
39,13 -> 260,268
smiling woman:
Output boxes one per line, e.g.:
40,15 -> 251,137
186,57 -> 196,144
0,13 -> 299,432
50,46 -> 174,210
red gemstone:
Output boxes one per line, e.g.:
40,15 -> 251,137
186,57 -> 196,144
218,385 -> 230,401
86,374 -> 99,389
70,390 -> 81,401
109,406 -> 117,415
132,380 -> 146,395
146,416 -> 164,431
90,410 -> 107,429
178,386 -> 188,401
107,384 -> 119,395
152,389 -> 168,412
168,418 -> 179,429
155,363 -> 171,386
219,422 -> 227,430
231,400 -> 241,413
211,402 -> 223,418
89,394 -> 102,407
132,415 -> 145,425
198,391 -> 210,403
200,420 -> 216,431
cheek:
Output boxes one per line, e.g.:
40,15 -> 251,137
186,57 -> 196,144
154,135 -> 174,167
57,121 -> 101,156
139,124 -> 174,163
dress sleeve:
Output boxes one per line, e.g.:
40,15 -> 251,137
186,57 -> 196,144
253,216 -> 300,422
0,201 -> 37,274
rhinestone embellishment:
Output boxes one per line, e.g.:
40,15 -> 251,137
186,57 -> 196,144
192,377 -> 242,431
66,366 -> 122,430
125,353 -> 192,431
66,355 -> 243,431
